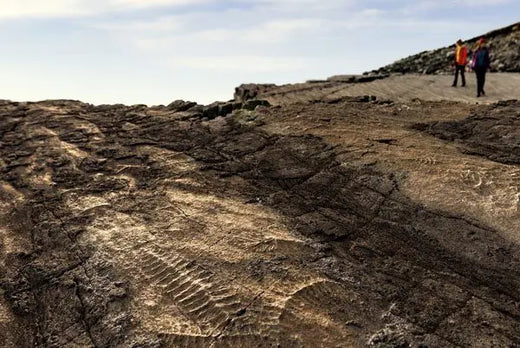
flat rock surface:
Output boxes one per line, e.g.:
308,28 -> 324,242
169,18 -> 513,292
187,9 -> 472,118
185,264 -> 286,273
1,88 -> 520,347
254,73 -> 520,105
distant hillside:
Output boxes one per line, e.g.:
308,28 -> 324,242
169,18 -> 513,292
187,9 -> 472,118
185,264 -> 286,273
369,22 -> 520,75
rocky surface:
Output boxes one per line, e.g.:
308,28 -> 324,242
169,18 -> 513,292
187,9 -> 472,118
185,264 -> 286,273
234,73 -> 520,106
370,22 -> 520,75
414,99 -> 520,165
234,75 -> 389,104
1,92 -> 520,347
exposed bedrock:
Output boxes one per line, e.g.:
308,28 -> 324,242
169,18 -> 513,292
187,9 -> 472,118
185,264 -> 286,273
1,99 -> 519,346
414,100 -> 520,165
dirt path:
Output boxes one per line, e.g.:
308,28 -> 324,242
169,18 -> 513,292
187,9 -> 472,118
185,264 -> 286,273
260,73 -> 520,105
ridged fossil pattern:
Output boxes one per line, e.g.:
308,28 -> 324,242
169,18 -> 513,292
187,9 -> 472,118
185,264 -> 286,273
120,246 -> 239,334
120,245 -> 284,346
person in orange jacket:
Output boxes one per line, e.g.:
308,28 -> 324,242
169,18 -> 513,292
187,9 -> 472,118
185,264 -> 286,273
451,39 -> 468,87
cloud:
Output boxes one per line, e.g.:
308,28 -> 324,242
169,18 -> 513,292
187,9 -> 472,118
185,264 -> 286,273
454,0 -> 511,4
402,0 -> 512,13
0,0 -> 89,18
167,56 -> 310,72
93,16 -> 186,33
0,0 -> 513,20
0,0 -> 357,20
111,0 -> 206,7
197,18 -> 324,43
0,0 -> 212,19
98,14 -> 326,50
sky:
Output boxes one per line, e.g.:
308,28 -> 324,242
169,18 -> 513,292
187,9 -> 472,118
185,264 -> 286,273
0,0 -> 518,105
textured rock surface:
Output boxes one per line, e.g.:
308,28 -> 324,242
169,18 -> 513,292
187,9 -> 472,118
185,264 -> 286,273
234,73 -> 520,106
1,94 -> 520,347
414,100 -> 520,165
234,84 -> 278,102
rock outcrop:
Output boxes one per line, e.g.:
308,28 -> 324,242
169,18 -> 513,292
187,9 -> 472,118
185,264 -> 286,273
1,95 -> 520,347
234,84 -> 277,102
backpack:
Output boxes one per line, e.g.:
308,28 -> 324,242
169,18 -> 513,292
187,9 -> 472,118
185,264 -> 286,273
472,49 -> 487,69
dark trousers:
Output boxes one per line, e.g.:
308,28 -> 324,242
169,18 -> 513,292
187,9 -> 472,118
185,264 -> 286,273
452,64 -> 466,86
475,67 -> 486,96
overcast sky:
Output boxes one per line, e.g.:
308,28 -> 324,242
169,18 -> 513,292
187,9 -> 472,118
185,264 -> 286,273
0,0 -> 518,105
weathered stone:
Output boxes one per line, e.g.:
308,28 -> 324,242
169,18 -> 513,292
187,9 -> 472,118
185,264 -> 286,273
166,100 -> 198,112
327,74 -> 389,83
414,100 -> 520,165
202,102 -> 220,119
234,83 -> 277,102
218,102 -> 234,116
242,99 -> 271,110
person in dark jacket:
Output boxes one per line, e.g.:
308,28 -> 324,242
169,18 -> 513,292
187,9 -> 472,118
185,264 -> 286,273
452,39 -> 468,87
471,37 -> 490,97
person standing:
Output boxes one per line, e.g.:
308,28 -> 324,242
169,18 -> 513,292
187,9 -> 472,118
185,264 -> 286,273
452,39 -> 468,87
471,37 -> 490,97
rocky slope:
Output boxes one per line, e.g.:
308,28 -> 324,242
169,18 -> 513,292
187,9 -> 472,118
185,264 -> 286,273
370,22 -> 520,75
